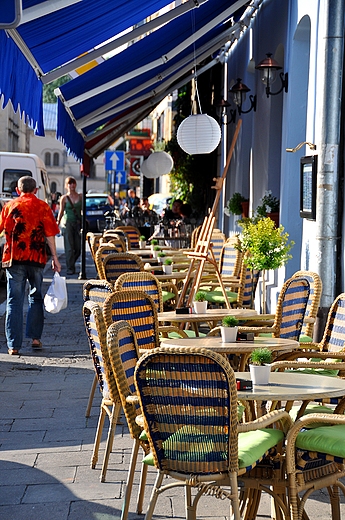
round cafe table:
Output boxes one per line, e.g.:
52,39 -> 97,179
158,308 -> 258,336
161,336 -> 297,371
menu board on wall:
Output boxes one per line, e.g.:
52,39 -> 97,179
300,156 -> 317,220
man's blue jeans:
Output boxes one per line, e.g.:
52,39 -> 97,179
6,264 -> 44,351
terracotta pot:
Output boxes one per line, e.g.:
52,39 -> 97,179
241,201 -> 249,218
267,212 -> 279,227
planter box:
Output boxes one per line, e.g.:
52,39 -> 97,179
249,364 -> 271,385
220,326 -> 238,343
193,301 -> 208,314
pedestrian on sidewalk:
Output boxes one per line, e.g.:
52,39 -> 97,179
0,176 -> 61,355
56,176 -> 82,275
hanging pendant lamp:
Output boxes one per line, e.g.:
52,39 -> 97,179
177,113 -> 221,155
140,151 -> 174,178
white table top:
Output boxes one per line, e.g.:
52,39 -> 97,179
161,336 -> 297,353
158,308 -> 258,323
235,371 -> 345,401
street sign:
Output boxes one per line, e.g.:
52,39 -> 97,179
0,0 -> 22,29
115,171 -> 127,184
105,150 -> 125,171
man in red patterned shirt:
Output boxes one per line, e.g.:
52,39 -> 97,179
0,176 -> 61,355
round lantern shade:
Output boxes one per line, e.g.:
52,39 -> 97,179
177,114 -> 221,154
141,151 -> 173,179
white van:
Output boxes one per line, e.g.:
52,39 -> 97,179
0,152 -> 51,205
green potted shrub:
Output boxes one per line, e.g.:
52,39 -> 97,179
157,251 -> 166,263
238,217 -> 294,313
150,238 -> 158,253
162,257 -> 173,274
226,192 -> 249,216
152,245 -> 161,259
249,348 -> 272,385
193,290 -> 208,314
256,191 -> 280,226
220,315 -> 239,342
139,235 -> 146,248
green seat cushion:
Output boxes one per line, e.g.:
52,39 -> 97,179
258,333 -> 273,337
139,429 -> 148,441
289,404 -> 335,422
143,426 -> 284,470
238,429 -> 284,469
167,330 -> 206,338
296,425 -> 345,458
204,290 -> 238,304
299,334 -> 313,343
162,290 -> 175,303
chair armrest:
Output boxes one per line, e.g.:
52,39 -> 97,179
271,360 -> 345,371
238,409 -> 293,435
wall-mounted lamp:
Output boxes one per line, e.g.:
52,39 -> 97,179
256,53 -> 288,98
229,78 -> 257,115
286,141 -> 317,153
215,98 -> 236,124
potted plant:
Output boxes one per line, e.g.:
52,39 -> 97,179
152,245 -> 161,259
256,191 -> 280,226
249,348 -> 272,385
238,217 -> 294,313
162,257 -> 173,274
193,291 -> 208,314
139,235 -> 146,249
157,251 -> 166,263
150,238 -> 158,253
225,192 -> 249,217
220,315 -> 239,343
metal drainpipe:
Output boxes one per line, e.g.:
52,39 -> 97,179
315,0 -> 345,339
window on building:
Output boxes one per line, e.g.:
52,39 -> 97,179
53,152 -> 59,166
51,181 -> 57,194
45,152 -> 51,166
8,116 -> 19,151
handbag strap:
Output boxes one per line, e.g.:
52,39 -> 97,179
66,195 -> 80,222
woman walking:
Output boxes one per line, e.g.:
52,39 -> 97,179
57,176 -> 82,275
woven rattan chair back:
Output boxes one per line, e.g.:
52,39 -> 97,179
82,300 -> 121,481
219,236 -> 243,279
103,229 -> 130,250
102,252 -> 144,284
210,230 -> 226,264
115,226 -> 140,249
83,279 -> 114,307
87,232 -> 102,261
103,289 -> 160,350
291,270 -> 322,339
114,271 -> 163,312
318,292 -> 345,352
95,243 -> 119,279
134,345 -> 241,519
274,276 -> 311,340
190,225 -> 202,248
100,235 -> 126,252
107,321 -> 151,518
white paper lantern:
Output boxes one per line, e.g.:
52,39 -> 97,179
140,151 -> 174,178
177,114 -> 221,154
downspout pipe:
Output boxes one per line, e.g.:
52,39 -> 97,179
315,0 -> 345,339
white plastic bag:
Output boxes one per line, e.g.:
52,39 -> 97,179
44,272 -> 68,314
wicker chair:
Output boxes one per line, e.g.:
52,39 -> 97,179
134,346 -> 292,520
82,300 -> 121,482
238,275 -> 311,341
101,252 -> 144,284
103,289 -> 160,350
291,270 -> 322,342
285,412 -> 345,520
106,321 -> 151,520
94,243 -> 119,279
115,225 -> 141,249
83,279 -> 114,417
86,232 -> 102,263
100,235 -> 126,252
103,229 -> 130,250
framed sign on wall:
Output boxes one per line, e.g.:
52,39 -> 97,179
300,155 -> 317,220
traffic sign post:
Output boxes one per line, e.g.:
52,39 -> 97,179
105,150 -> 125,172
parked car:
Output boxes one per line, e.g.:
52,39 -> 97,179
85,193 -> 113,232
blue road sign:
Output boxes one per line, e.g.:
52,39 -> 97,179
115,171 -> 127,184
105,150 -> 125,171
0,0 -> 22,28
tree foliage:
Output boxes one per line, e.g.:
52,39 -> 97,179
43,76 -> 70,103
